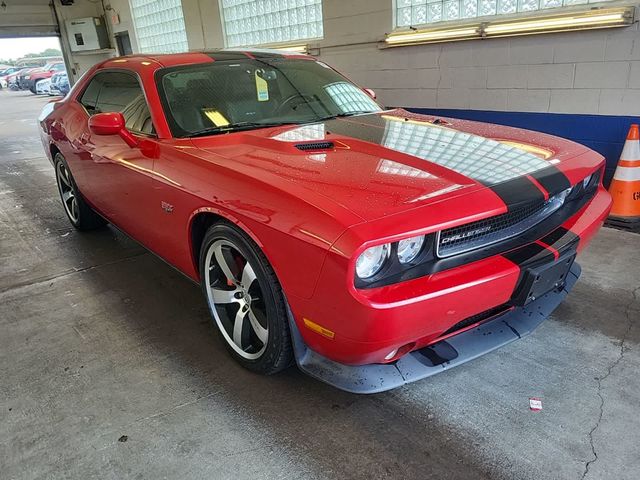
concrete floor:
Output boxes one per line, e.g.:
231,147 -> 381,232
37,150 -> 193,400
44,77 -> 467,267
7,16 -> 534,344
0,89 -> 638,480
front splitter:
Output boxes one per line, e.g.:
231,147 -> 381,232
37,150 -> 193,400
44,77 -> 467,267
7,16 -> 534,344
289,263 -> 581,394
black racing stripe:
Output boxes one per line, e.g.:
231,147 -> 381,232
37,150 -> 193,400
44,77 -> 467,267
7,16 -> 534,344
323,116 -> 386,144
541,227 -> 580,254
324,114 -> 556,211
485,176 -> 546,211
530,166 -> 572,197
503,242 -> 554,267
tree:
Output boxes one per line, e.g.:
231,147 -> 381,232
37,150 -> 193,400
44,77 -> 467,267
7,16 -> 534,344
23,48 -> 62,58
40,48 -> 62,57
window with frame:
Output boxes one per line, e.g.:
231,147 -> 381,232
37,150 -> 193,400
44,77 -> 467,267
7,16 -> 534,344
79,71 -> 155,135
394,0 -> 617,27
130,0 -> 188,53
220,0 -> 323,48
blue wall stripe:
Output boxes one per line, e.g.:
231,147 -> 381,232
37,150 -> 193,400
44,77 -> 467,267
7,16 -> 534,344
405,108 -> 639,187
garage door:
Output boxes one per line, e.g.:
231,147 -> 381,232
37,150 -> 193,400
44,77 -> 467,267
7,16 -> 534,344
0,0 -> 57,38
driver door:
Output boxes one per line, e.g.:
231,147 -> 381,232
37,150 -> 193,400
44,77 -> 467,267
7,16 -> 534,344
75,70 -> 159,243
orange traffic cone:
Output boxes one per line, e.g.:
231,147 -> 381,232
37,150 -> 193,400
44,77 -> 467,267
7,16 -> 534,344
607,124 -> 640,231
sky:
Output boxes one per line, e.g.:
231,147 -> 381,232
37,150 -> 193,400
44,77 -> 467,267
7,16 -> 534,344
0,37 -> 61,60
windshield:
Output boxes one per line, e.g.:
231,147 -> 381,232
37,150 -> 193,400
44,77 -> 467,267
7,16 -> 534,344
156,56 -> 382,137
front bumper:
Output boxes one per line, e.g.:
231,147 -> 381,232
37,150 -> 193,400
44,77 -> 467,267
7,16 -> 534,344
291,262 -> 580,394
288,186 -> 610,366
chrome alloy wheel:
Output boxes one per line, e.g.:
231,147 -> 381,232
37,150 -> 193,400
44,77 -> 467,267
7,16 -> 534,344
55,161 -> 79,224
204,239 -> 269,360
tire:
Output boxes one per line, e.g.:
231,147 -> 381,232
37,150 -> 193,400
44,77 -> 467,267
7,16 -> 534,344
199,222 -> 293,375
54,153 -> 106,230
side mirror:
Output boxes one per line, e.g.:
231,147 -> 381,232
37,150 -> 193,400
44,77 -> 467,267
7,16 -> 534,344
88,112 -> 138,148
363,88 -> 376,100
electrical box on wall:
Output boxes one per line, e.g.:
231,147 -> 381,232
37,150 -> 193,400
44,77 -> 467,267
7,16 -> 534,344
65,17 -> 110,52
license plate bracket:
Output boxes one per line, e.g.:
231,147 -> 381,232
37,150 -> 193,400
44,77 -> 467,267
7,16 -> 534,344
511,250 -> 576,306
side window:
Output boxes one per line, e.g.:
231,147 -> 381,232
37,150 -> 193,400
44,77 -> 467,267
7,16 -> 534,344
79,71 -> 155,135
79,75 -> 103,114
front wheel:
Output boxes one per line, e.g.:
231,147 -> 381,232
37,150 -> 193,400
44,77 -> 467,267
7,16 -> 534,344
54,153 -> 106,230
199,223 -> 293,374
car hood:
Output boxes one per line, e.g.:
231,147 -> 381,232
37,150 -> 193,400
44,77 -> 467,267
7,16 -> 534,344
190,109 -> 594,223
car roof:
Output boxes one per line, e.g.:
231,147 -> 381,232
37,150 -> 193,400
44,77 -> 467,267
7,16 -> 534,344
99,48 -> 312,70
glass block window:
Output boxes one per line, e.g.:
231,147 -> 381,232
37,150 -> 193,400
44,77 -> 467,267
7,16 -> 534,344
221,0 -> 323,48
130,0 -> 188,53
377,159 -> 434,178
324,82 -> 380,114
381,119 -> 549,184
395,0 -> 615,27
272,124 -> 326,142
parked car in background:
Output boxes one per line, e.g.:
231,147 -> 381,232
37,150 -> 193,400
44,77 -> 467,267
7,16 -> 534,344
26,62 -> 66,94
6,72 -> 20,90
0,66 -> 22,89
49,72 -> 68,96
5,66 -> 35,90
57,74 -> 70,96
36,78 -> 51,95
16,67 -> 40,90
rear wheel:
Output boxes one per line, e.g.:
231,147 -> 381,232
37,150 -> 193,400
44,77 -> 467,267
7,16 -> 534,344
54,153 -> 106,230
199,223 -> 293,374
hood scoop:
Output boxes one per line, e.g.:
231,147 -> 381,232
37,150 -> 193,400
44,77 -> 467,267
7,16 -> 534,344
294,141 -> 334,151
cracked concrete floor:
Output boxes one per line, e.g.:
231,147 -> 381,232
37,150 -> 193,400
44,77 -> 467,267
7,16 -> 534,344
1,90 -> 639,480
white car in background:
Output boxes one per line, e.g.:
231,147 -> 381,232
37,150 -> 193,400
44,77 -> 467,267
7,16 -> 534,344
35,78 -> 51,95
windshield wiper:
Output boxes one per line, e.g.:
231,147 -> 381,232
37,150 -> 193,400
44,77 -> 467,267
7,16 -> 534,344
188,121 -> 295,138
314,111 -> 378,122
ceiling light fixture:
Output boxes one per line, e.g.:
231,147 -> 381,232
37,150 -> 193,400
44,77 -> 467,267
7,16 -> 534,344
384,6 -> 634,47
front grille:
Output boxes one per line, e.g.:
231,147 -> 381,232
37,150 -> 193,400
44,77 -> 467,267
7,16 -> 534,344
440,304 -> 511,338
437,191 -> 568,258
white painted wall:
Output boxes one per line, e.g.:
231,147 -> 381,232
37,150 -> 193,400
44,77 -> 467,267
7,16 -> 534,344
105,0 -> 140,53
51,0 -> 116,81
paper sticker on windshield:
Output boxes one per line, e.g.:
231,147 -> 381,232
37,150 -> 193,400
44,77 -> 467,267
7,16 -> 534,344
255,70 -> 269,102
202,109 -> 229,127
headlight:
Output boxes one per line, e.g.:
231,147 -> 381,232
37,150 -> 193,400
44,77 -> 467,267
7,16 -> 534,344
356,244 -> 390,279
25,76 -> 30,79
397,235 -> 425,264
583,173 -> 593,188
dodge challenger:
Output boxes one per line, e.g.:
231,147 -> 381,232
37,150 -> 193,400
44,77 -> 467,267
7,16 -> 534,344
39,50 -> 611,393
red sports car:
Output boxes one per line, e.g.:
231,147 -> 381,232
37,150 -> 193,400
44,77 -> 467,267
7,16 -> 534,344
39,50 -> 611,393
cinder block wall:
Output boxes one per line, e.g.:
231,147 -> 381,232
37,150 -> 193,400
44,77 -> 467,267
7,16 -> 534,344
314,0 -> 640,116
